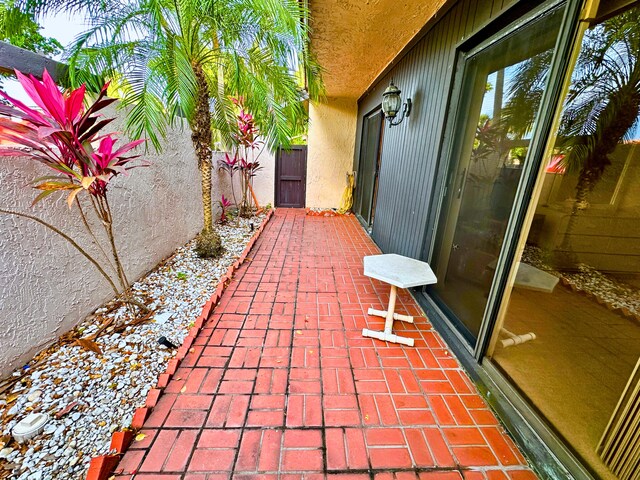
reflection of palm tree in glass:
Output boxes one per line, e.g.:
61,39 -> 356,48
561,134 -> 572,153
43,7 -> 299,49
506,6 -> 640,270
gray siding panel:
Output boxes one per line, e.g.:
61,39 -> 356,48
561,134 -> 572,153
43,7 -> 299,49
357,0 -> 517,259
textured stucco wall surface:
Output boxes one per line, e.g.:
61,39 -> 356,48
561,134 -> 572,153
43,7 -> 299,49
309,0 -> 445,97
251,149 -> 275,208
0,108 -> 213,377
212,148 -> 275,210
306,97 -> 358,208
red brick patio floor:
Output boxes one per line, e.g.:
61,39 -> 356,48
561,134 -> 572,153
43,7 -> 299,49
115,209 -> 538,480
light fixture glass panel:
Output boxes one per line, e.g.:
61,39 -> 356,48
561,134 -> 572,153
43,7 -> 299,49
382,87 -> 402,117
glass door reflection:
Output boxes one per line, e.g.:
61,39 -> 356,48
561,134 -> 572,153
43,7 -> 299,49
490,4 -> 640,478
427,7 -> 564,345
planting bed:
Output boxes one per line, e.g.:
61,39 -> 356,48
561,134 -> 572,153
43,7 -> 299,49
522,245 -> 640,319
0,214 -> 265,480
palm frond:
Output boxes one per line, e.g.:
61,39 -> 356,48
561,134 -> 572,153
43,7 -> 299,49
22,0 -> 323,154
18,0 -> 113,19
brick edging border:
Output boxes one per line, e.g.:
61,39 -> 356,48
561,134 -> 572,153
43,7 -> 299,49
86,208 -> 275,480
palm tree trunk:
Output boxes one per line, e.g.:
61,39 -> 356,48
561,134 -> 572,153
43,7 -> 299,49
556,81 -> 640,270
556,172 -> 592,269
201,154 -> 214,232
191,63 -> 223,257
192,64 -> 214,232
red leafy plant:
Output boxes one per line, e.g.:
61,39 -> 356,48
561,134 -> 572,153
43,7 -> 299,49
233,103 -> 264,216
218,195 -> 232,224
0,69 -> 150,317
217,152 -> 239,209
217,102 -> 264,217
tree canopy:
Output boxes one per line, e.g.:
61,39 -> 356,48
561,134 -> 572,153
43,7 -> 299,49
0,0 -> 62,56
20,0 -> 322,152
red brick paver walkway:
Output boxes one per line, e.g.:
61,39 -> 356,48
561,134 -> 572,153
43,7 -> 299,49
115,209 -> 538,480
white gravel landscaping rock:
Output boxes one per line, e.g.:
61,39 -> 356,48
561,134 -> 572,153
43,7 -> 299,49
522,245 -> 640,316
0,214 -> 264,480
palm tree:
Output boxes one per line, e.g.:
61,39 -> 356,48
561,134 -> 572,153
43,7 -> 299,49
557,8 -> 640,207
20,0 -> 322,256
504,5 -> 640,269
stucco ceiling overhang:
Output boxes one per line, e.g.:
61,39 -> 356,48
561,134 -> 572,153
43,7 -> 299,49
309,0 -> 446,99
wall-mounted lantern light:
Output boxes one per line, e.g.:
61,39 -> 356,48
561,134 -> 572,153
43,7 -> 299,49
381,81 -> 411,127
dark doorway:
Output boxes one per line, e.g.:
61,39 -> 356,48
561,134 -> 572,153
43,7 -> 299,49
275,145 -> 307,208
354,109 -> 384,228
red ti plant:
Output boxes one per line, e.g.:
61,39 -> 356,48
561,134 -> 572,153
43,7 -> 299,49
235,109 -> 260,150
232,104 -> 264,216
0,69 -> 149,314
218,195 -> 232,224
217,152 -> 239,208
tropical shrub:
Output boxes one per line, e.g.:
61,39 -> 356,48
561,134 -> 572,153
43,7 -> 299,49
218,195 -> 232,224
233,106 -> 264,216
0,69 -> 148,314
21,0 -> 323,258
217,153 -> 239,208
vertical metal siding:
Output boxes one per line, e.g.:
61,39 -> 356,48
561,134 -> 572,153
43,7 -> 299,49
356,0 -> 515,258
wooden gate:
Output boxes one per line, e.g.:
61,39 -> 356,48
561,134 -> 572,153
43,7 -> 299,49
275,145 -> 307,208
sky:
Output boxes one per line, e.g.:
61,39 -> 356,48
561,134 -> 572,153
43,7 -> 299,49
3,11 -> 86,104
41,11 -> 88,56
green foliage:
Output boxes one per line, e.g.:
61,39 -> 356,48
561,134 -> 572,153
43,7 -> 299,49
509,146 -> 528,163
0,0 -> 61,56
176,272 -> 188,281
505,5 -> 640,178
20,0 -> 324,152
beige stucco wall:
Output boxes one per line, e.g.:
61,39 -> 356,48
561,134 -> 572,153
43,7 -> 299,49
0,108 -> 241,377
212,148 -> 275,210
249,149 -> 275,208
306,97 -> 358,208
310,0 -> 444,98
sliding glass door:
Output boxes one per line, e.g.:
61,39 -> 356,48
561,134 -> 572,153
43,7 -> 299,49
422,0 -> 640,477
427,5 -> 565,346
488,3 -> 640,478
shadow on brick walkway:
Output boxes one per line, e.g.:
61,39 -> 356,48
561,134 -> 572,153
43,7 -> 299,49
115,209 -> 538,480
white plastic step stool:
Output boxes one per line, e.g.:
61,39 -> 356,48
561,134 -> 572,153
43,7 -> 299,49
362,254 -> 437,347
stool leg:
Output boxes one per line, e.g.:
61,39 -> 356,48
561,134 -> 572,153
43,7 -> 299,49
362,284 -> 414,346
384,285 -> 397,335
